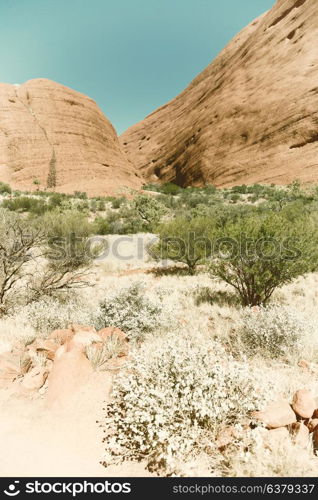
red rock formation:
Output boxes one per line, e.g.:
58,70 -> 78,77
0,79 -> 142,196
121,0 -> 318,187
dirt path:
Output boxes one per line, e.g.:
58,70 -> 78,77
0,373 -> 151,477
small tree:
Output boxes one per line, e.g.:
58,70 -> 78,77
47,150 -> 57,189
28,209 -> 100,301
40,209 -> 95,270
150,216 -> 214,274
0,182 -> 12,195
119,195 -> 167,233
132,195 -> 167,231
0,209 -> 45,314
210,212 -> 318,306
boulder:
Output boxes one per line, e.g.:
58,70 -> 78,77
46,340 -> 93,409
98,327 -> 129,356
98,327 -> 127,342
313,428 -> 318,451
72,331 -> 102,348
263,427 -> 290,451
0,352 -> 25,388
292,389 -> 316,419
49,328 -> 73,344
312,408 -> 318,419
69,324 -> 97,334
21,366 -> 48,391
298,359 -> 311,371
289,422 -> 310,448
27,339 -> 59,361
252,400 -> 296,429
306,419 -> 318,433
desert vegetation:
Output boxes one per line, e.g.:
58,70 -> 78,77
1,181 -> 318,476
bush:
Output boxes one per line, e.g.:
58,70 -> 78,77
142,183 -> 161,192
102,336 -> 273,475
160,182 -> 182,196
74,191 -> 87,199
150,216 -> 215,274
97,282 -> 164,340
231,185 -> 247,194
93,217 -> 110,235
48,193 -> 64,209
18,296 -> 99,335
210,211 -> 318,306
130,195 -> 167,232
0,209 -> 45,314
0,182 -> 12,194
238,306 -> 312,359
97,199 -> 106,211
111,197 -> 125,209
2,196 -> 48,215
41,209 -> 95,270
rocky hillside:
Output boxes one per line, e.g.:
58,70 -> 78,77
120,0 -> 318,187
0,79 -> 142,196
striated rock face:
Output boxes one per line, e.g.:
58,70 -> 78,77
0,79 -> 142,196
121,0 -> 318,187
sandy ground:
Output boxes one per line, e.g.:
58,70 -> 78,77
0,372 -> 152,477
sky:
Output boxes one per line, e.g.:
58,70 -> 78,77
0,0 -> 275,134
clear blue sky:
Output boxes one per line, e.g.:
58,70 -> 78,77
0,0 -> 275,133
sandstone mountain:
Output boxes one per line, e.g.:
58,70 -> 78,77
0,79 -> 142,196
120,0 -> 318,188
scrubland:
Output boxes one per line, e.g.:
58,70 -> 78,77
1,180 -> 318,476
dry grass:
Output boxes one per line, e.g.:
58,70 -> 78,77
1,232 -> 318,476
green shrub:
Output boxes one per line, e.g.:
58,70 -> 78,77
97,199 -> 106,211
115,195 -> 167,234
160,182 -> 182,195
93,217 -> 110,235
0,182 -> 12,194
210,211 -> 318,306
150,216 -> 215,274
74,191 -> 87,199
48,193 -> 64,208
2,196 -> 48,215
41,209 -> 94,270
142,183 -> 161,192
111,197 -> 125,209
90,200 -> 97,212
0,209 -> 45,314
231,185 -> 247,194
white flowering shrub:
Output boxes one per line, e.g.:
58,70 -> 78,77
0,315 -> 36,348
16,296 -> 100,336
239,305 -> 313,359
97,282 -> 165,340
102,337 -> 273,475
